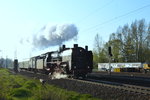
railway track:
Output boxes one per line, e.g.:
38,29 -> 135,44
15,70 -> 150,95
88,73 -> 150,87
78,78 -> 150,95
92,71 -> 150,78
10,69 -> 150,99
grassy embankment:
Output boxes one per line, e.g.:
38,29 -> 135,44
0,68 -> 101,100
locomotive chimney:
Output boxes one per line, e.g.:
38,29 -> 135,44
85,46 -> 88,51
62,45 -> 66,50
74,44 -> 78,48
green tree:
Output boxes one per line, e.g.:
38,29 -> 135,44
93,19 -> 150,64
108,19 -> 150,62
93,34 -> 107,68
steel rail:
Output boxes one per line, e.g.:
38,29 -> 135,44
66,78 -> 150,95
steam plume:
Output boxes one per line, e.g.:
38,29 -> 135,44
51,72 -> 68,79
32,23 -> 78,49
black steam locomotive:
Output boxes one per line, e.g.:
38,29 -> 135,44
19,44 -> 93,78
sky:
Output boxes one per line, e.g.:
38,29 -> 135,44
0,0 -> 150,60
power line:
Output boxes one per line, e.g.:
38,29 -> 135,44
78,0 -> 114,24
81,4 -> 150,32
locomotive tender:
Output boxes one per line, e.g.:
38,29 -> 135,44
19,44 -> 93,77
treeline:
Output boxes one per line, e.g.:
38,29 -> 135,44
93,19 -> 150,68
0,58 -> 13,68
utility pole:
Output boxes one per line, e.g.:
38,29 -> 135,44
108,46 -> 112,75
0,50 -> 3,68
0,50 -> 1,67
5,56 -> 7,68
14,49 -> 18,73
14,59 -> 18,73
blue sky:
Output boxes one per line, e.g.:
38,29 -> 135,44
0,0 -> 150,60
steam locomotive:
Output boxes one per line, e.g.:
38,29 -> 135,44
19,44 -> 93,78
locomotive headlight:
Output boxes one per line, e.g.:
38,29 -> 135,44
74,66 -> 76,69
88,66 -> 90,69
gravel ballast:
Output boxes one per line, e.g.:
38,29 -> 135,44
18,71 -> 150,100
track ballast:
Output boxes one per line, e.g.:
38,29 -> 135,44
11,70 -> 150,100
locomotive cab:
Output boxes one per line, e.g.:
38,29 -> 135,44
71,44 -> 93,77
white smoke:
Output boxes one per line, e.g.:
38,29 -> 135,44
32,23 -> 78,49
51,72 -> 68,79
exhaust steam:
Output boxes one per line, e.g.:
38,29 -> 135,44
50,72 -> 68,79
32,23 -> 78,49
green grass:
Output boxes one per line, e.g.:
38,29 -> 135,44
0,68 -> 101,100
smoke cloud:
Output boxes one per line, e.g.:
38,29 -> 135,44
32,23 -> 78,49
51,72 -> 68,79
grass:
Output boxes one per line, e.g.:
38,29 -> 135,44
0,68 -> 101,100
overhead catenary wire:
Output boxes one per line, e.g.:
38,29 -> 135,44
78,0 -> 114,24
81,4 -> 150,32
